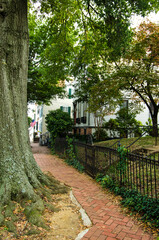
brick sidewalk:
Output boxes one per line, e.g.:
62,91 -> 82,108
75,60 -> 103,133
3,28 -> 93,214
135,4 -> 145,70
33,143 -> 156,240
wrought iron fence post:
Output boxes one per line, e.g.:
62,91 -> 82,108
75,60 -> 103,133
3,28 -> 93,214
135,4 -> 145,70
73,137 -> 75,154
92,146 -> 96,178
85,144 -> 87,170
117,142 -> 122,185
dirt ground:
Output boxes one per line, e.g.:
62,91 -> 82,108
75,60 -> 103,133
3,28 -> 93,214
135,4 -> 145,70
0,190 -> 86,240
0,145 -> 86,240
44,192 -> 86,240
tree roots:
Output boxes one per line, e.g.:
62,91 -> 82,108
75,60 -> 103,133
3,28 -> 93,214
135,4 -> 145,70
0,172 -> 69,234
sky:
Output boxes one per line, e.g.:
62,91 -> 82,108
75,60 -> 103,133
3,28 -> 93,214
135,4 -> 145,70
131,11 -> 159,28
33,1 -> 159,25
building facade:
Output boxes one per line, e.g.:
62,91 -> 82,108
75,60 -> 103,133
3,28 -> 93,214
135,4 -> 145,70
73,98 -> 154,136
28,82 -> 74,138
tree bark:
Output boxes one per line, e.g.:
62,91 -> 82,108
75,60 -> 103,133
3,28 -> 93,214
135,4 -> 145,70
0,0 -> 50,206
151,108 -> 158,138
0,3 -> 68,231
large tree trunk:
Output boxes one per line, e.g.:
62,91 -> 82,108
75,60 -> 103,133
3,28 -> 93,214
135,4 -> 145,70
0,3 -> 66,228
0,2 -> 67,231
0,0 -> 40,203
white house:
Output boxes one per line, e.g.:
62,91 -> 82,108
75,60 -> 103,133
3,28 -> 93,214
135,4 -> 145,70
33,81 -> 74,135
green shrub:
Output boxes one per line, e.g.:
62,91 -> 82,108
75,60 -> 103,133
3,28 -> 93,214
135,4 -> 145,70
103,118 -> 119,129
116,108 -> 143,136
103,108 -> 143,138
45,109 -> 73,151
93,128 -> 108,141
117,145 -> 128,173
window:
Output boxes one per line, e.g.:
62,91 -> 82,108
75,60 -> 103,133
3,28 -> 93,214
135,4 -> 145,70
78,102 -> 81,118
76,118 -> 81,124
81,102 -> 87,123
83,102 -> 87,117
60,106 -> 71,116
36,122 -> 38,131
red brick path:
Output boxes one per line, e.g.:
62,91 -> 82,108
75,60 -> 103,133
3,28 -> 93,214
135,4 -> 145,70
33,143 -> 156,240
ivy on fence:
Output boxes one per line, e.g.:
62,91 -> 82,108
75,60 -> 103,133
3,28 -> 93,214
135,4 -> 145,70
96,144 -> 159,231
117,145 -> 128,173
65,137 -> 84,173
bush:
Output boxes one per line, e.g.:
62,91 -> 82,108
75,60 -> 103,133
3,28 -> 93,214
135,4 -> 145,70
103,119 -> 120,138
93,128 -> 108,141
103,108 -> 143,138
103,118 -> 119,129
116,108 -> 143,136
45,109 -> 73,150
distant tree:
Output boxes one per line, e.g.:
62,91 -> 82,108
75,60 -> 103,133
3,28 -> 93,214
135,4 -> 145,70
111,21 -> 159,137
73,60 -> 122,135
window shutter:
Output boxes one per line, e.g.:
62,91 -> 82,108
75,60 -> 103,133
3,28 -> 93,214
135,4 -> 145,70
60,106 -> 63,111
69,88 -> 72,99
68,107 -> 71,116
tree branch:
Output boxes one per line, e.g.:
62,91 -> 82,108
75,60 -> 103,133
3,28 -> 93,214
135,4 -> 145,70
130,85 -> 153,117
87,2 -> 100,15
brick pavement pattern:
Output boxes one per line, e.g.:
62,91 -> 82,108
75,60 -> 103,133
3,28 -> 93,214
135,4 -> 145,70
32,143 -> 156,240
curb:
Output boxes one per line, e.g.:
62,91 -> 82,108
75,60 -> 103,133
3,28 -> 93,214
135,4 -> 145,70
70,190 -> 92,240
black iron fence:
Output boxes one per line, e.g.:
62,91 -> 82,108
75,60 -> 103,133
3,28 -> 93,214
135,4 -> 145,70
54,137 -> 159,200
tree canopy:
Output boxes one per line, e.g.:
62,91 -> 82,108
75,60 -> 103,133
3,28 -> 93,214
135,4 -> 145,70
28,0 -> 159,104
28,6 -> 68,104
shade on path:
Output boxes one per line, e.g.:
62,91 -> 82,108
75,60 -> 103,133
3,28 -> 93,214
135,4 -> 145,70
33,143 -> 156,240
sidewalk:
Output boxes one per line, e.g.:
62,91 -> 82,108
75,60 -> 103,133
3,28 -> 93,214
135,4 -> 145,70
33,143 -> 156,240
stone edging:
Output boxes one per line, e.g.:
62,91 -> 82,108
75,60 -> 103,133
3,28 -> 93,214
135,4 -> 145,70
70,190 -> 92,240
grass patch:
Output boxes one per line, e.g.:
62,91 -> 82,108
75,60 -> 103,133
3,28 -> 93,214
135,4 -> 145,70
94,136 -> 159,151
